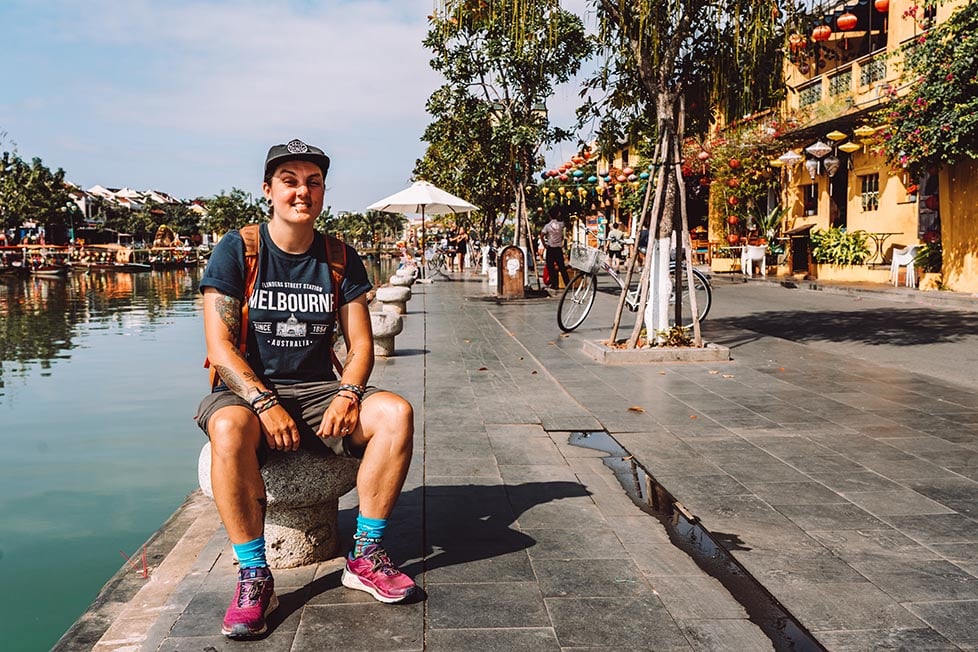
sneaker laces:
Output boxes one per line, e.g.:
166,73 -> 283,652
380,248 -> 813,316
363,546 -> 400,576
236,575 -> 268,608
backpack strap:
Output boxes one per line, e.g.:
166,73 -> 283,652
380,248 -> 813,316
323,234 -> 347,376
205,224 -> 260,389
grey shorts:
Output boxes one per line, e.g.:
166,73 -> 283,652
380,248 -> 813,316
195,380 -> 381,460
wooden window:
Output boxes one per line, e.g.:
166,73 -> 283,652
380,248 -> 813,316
861,173 -> 880,212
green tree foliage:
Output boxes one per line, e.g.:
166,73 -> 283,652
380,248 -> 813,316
203,188 -> 266,235
323,210 -> 405,248
876,1 -> 978,176
0,149 -> 73,233
420,0 -> 593,242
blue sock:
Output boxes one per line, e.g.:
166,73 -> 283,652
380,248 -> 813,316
232,536 -> 267,569
352,513 -> 387,558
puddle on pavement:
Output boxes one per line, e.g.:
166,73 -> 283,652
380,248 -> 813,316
568,431 -> 826,652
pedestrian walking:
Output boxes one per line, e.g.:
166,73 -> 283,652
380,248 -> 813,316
540,206 -> 570,290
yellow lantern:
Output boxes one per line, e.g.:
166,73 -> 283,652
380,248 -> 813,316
853,125 -> 876,139
838,141 -> 861,153
826,130 -> 847,141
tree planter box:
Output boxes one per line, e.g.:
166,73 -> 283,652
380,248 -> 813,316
582,339 -> 731,364
711,257 -> 741,273
813,263 -> 891,284
919,272 -> 943,291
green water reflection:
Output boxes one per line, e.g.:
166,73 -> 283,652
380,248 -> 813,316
0,269 -> 206,651
0,255 -> 397,650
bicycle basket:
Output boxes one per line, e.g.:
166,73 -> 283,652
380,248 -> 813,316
569,244 -> 605,274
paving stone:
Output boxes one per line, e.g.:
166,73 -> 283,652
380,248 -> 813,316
426,628 -> 561,652
532,558 -> 654,598
848,558 -> 978,601
677,618 -> 775,652
906,600 -> 978,649
426,582 -> 549,629
808,528 -> 944,564
774,503 -> 889,531
546,596 -> 693,650
814,627 -> 957,651
841,489 -> 956,517
744,481 -> 848,506
292,603 -> 423,651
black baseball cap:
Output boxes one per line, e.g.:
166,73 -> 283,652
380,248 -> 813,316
264,139 -> 331,179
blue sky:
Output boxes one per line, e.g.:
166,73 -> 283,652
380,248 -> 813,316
0,0 -> 590,214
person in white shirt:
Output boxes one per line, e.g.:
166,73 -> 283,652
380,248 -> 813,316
540,206 -> 570,289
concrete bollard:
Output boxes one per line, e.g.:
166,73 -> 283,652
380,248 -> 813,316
374,285 -> 411,315
198,443 -> 359,568
370,310 -> 404,357
389,274 -> 413,287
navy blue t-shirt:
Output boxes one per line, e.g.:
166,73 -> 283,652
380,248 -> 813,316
199,224 -> 372,384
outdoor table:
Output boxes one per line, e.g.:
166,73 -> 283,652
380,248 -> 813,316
866,231 -> 901,264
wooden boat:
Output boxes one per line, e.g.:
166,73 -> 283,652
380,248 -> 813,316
70,243 -> 151,272
17,245 -> 71,277
148,246 -> 201,270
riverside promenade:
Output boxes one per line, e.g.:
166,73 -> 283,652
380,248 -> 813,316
59,272 -> 978,651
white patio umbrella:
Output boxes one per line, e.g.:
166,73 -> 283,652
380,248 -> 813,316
367,180 -> 478,278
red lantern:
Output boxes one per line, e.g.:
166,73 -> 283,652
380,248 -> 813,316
925,195 -> 939,210
559,174 -> 569,182
837,12 -> 857,31
874,0 -> 889,12
727,196 -> 739,206
697,150 -> 711,161
788,33 -> 807,51
728,159 -> 741,169
699,177 -> 711,186
922,230 -> 940,244
726,234 -> 740,245
623,167 -> 634,176
572,156 -> 584,165
616,174 -> 627,183
727,178 -> 740,188
812,25 -> 832,42
727,215 -> 740,225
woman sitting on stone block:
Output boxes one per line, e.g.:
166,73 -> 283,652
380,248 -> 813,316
194,139 -> 416,639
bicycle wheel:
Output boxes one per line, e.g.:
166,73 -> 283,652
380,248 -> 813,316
668,266 -> 712,326
557,273 -> 597,332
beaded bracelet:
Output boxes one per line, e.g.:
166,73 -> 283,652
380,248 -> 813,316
337,383 -> 365,400
254,397 -> 279,415
335,391 -> 361,406
249,390 -> 275,409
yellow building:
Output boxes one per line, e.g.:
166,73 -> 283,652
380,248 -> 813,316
774,0 -> 975,290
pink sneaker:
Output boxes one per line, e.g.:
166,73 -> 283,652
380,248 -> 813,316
341,544 -> 416,603
222,566 -> 278,638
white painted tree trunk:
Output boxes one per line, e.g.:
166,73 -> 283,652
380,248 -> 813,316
644,237 -> 673,343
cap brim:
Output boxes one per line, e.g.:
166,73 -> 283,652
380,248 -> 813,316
265,153 -> 331,178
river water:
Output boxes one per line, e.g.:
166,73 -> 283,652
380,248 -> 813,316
0,257 -> 394,651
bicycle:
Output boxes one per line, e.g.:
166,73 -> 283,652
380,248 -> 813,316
424,246 -> 451,274
557,243 -> 712,333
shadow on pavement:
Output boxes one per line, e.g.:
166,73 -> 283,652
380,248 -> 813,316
717,307 -> 978,346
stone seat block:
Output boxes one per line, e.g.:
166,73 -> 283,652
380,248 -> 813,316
389,274 -> 413,287
198,442 -> 359,568
370,311 -> 404,357
374,285 -> 411,315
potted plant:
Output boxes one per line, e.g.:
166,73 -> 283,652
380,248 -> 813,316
915,241 -> 943,290
810,227 -> 887,282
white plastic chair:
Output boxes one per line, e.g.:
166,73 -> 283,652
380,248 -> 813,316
741,245 -> 768,277
889,245 -> 920,287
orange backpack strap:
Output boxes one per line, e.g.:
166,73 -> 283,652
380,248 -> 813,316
324,234 -> 347,376
205,224 -> 261,389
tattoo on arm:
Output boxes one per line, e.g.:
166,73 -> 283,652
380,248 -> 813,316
214,364 -> 260,400
215,295 -> 242,339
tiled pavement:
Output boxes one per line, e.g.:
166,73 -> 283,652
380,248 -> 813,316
64,273 -> 978,651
